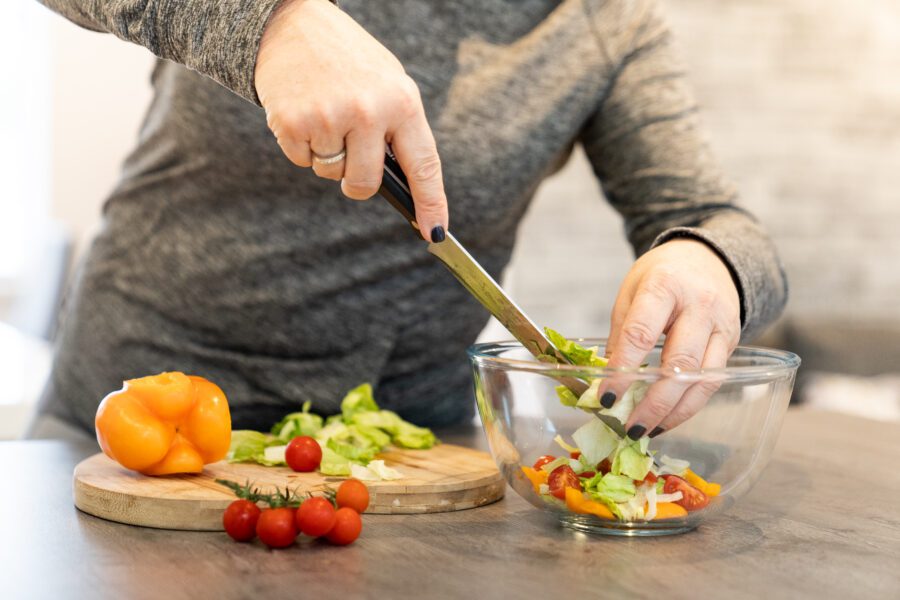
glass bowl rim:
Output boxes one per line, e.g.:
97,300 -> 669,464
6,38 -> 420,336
467,338 -> 800,382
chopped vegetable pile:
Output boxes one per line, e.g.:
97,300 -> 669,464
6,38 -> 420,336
523,330 -> 721,522
227,383 -> 438,476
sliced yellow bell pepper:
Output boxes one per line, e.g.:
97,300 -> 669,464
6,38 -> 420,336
565,486 -> 615,520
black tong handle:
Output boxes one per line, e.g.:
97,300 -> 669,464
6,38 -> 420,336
379,151 -> 418,229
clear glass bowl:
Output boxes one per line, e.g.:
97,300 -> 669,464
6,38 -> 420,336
469,339 -> 800,536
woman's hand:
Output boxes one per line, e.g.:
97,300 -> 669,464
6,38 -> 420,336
254,0 -> 448,241
600,239 -> 741,439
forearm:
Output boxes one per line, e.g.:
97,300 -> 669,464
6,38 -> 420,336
36,0 -> 285,103
580,0 -> 786,340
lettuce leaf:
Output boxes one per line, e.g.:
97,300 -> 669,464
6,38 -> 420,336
340,383 -> 379,420
591,473 -> 636,503
610,437 -> 653,481
351,409 -> 437,449
571,416 -> 620,465
544,328 -> 608,367
270,401 -> 323,442
325,426 -> 380,463
555,385 -> 580,407
227,430 -> 283,465
319,446 -> 353,476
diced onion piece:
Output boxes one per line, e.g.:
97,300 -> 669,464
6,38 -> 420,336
645,483 -> 658,521
656,491 -> 684,503
659,454 -> 690,475
539,484 -> 550,495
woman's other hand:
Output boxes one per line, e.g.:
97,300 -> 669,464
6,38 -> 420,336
601,239 -> 742,439
254,0 -> 448,241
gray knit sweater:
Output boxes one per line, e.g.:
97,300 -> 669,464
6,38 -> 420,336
38,0 -> 787,432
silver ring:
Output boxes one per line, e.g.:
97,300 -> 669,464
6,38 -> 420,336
312,149 -> 347,165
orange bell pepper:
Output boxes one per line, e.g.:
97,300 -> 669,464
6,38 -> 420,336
522,466 -> 549,493
684,468 -> 721,497
565,486 -> 615,520
95,372 -> 231,476
651,502 -> 688,520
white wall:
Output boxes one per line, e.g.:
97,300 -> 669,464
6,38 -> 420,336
48,17 -> 154,258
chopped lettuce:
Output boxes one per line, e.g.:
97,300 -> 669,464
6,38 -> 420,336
263,445 -> 287,465
350,460 -> 404,481
270,401 -> 323,442
610,437 -> 653,481
540,456 -> 571,473
352,410 -> 437,449
325,427 -> 380,463
227,430 -> 284,466
340,383 -> 379,420
590,473 -> 637,504
319,446 -> 353,476
598,381 -> 649,426
227,383 -> 437,472
571,417 -> 620,466
554,385 -> 580,407
544,328 -> 609,367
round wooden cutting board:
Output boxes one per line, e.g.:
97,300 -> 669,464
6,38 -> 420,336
73,444 -> 505,530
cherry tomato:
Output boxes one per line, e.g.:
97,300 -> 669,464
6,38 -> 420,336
532,455 -> 556,470
336,478 -> 370,513
580,471 -> 596,479
326,507 -> 363,545
222,499 -> 261,542
285,436 -> 323,473
296,497 -> 337,537
597,459 -> 612,474
547,465 -> 581,500
635,471 -> 659,486
663,475 -> 710,512
569,451 -> 581,460
256,507 -> 298,548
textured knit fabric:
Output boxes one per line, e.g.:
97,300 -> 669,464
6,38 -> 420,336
38,0 -> 788,433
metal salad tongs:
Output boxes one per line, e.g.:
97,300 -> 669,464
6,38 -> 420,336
377,150 -> 626,437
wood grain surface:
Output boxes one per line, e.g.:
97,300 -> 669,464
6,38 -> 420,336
73,443 -> 505,529
3,410 -> 900,600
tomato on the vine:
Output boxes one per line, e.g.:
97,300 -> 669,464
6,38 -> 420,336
663,475 -> 710,512
326,507 -> 362,545
547,465 -> 581,500
222,499 -> 261,542
296,497 -> 337,537
336,479 -> 370,513
256,507 -> 298,548
285,436 -> 322,473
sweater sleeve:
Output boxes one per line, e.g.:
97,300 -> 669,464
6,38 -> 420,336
37,0 -> 286,104
579,0 -> 787,341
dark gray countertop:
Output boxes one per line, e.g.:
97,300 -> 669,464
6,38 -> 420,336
2,409 -> 898,600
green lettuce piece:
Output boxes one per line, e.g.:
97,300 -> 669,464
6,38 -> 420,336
393,423 -> 437,449
611,437 -> 653,481
226,430 -> 283,466
354,424 -> 392,448
555,385 -> 579,407
571,416 -> 620,465
270,401 -> 324,442
596,381 -> 648,426
340,383 -> 379,420
544,328 -> 608,367
326,426 -> 380,463
351,409 -> 438,449
592,473 -> 636,503
319,446 -> 353,476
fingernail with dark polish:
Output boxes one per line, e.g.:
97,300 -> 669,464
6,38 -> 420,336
626,424 -> 647,440
649,426 -> 665,439
600,391 -> 616,409
430,225 -> 446,243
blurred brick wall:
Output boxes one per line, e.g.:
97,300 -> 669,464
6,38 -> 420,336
497,0 -> 900,345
